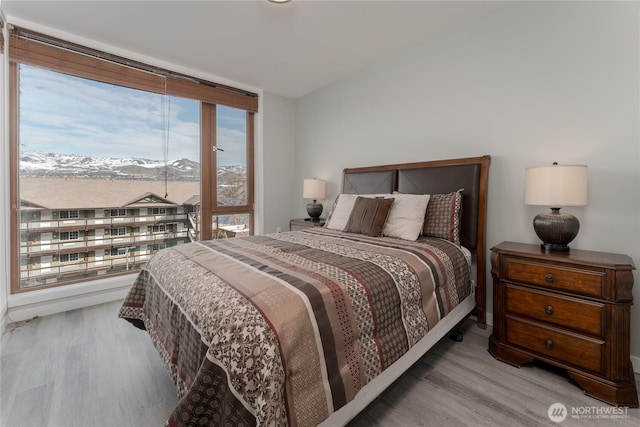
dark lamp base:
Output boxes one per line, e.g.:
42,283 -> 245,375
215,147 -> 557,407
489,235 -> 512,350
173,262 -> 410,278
541,243 -> 570,253
533,208 -> 580,252
306,200 -> 323,220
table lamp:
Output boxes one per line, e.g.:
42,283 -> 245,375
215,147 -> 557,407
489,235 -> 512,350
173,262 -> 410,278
303,178 -> 326,220
525,163 -> 587,252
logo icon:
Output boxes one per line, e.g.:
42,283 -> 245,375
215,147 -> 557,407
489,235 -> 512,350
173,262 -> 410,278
548,402 -> 568,423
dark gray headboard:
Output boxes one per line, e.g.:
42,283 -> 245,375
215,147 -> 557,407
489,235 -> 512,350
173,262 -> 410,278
341,155 -> 491,326
397,164 -> 481,250
342,170 -> 396,195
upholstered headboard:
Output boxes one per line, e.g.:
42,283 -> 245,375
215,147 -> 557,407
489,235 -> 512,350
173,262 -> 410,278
341,155 -> 491,326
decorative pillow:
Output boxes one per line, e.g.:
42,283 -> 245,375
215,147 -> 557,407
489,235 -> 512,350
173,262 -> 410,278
383,193 -> 430,241
422,190 -> 463,245
325,193 -> 390,230
344,196 -> 395,237
325,194 -> 359,230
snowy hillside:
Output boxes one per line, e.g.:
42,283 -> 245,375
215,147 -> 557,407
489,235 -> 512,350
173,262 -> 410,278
18,150 -> 240,181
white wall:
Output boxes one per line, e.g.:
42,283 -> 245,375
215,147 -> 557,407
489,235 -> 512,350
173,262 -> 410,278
295,2 -> 640,361
262,92 -> 297,234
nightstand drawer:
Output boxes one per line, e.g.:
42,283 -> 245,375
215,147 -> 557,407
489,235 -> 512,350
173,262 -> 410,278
505,259 -> 605,298
506,317 -> 603,373
506,285 -> 604,336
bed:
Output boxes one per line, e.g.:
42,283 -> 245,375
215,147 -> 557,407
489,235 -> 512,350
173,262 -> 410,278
119,155 -> 491,426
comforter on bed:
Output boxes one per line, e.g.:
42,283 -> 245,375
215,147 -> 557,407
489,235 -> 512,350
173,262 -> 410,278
119,228 -> 471,427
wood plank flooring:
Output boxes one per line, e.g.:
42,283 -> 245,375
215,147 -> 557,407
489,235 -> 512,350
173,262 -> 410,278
1,300 -> 639,426
1,301 -> 177,427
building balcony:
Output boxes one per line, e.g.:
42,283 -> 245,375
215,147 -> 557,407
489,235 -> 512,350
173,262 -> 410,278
20,231 -> 189,255
20,214 -> 188,231
20,252 -> 156,281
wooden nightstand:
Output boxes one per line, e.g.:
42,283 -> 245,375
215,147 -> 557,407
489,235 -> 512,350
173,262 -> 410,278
289,218 -> 326,231
489,241 -> 638,407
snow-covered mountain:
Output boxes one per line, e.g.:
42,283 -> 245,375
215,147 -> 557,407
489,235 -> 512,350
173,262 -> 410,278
19,150 -> 218,181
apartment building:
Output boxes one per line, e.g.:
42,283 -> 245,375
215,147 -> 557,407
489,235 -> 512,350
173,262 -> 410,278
18,177 -> 200,289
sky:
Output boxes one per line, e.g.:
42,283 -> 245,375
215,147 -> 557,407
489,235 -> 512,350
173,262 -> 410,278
18,64 -> 247,166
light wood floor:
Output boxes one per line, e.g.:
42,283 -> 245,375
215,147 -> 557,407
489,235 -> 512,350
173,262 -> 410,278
1,301 -> 639,427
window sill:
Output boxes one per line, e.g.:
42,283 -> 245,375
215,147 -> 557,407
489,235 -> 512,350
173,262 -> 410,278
6,273 -> 136,323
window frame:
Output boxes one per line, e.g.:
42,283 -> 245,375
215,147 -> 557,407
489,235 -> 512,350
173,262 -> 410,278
59,231 -> 79,241
9,27 -> 258,294
60,252 -> 80,263
59,210 -> 79,219
109,247 -> 128,257
108,209 -> 127,217
150,224 -> 166,234
110,227 -> 127,237
200,104 -> 255,239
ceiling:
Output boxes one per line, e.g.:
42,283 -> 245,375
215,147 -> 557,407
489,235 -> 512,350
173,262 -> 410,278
1,1 -> 506,99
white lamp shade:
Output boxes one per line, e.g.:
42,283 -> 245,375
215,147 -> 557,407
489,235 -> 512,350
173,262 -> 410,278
525,164 -> 587,207
303,179 -> 326,200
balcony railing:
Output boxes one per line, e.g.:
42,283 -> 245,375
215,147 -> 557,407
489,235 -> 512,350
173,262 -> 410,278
20,214 -> 188,231
20,253 -> 155,281
20,231 -> 189,255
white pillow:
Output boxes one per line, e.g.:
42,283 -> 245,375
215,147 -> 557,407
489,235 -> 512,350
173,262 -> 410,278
383,193 -> 430,241
325,194 -> 359,230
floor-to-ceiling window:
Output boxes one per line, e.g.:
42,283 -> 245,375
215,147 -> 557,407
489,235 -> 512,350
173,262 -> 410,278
9,27 -> 257,293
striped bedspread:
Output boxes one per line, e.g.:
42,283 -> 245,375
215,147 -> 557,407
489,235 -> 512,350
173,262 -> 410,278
119,228 -> 471,426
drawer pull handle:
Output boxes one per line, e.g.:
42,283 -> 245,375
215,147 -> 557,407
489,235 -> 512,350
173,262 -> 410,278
544,274 -> 554,283
545,339 -> 554,349
545,305 -> 554,315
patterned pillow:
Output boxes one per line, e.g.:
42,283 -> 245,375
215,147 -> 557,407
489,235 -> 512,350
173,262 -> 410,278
422,190 -> 463,245
344,196 -> 395,237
